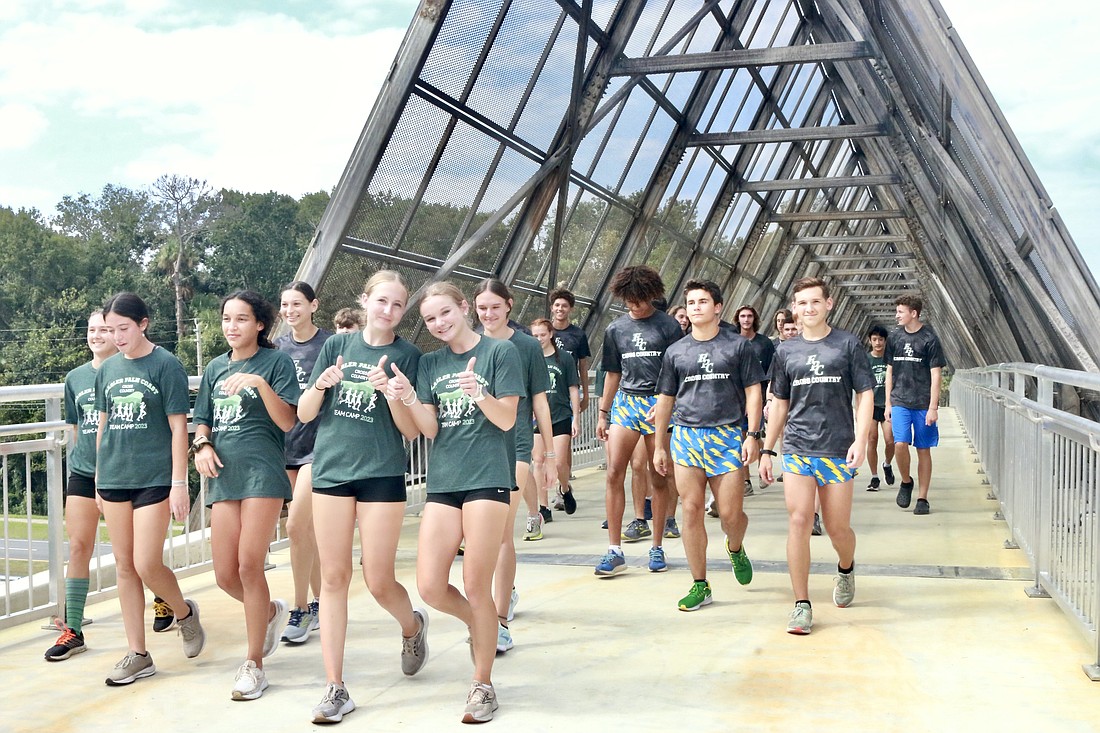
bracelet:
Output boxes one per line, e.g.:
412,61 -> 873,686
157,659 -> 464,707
760,449 -> 778,457
472,387 -> 486,403
171,479 -> 186,486
189,436 -> 212,457
598,408 -> 609,414
544,451 -> 556,458
401,393 -> 417,407
314,383 -> 327,391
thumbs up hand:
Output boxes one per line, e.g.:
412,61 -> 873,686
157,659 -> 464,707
367,354 -> 390,392
388,362 -> 414,404
315,354 -> 345,390
458,356 -> 482,398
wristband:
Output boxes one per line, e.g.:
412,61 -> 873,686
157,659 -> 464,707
401,393 -> 418,407
544,451 -> 556,458
472,387 -> 486,403
760,449 -> 778,457
189,436 -> 212,457
171,479 -> 186,487
314,383 -> 327,391
599,408 -> 609,414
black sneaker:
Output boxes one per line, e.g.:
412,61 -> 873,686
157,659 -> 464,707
45,620 -> 86,662
914,498 -> 931,515
896,480 -> 914,509
562,487 -> 577,515
867,477 -> 880,492
811,513 -> 823,536
883,464 -> 895,485
539,506 -> 553,523
601,519 -> 608,530
152,597 -> 175,633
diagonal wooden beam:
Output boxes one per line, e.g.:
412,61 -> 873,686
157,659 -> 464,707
610,41 -> 875,76
689,122 -> 887,146
742,174 -> 899,192
771,210 -> 905,222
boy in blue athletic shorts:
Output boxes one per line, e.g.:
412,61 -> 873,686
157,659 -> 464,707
760,277 -> 875,635
652,280 -> 764,611
884,295 -> 946,515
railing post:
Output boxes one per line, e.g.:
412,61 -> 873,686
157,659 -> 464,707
44,397 -> 66,621
1026,377 -> 1054,599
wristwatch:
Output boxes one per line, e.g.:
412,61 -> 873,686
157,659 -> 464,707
746,430 -> 762,439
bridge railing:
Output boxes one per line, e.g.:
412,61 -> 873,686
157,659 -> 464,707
952,364 -> 1100,680
0,375 -> 604,630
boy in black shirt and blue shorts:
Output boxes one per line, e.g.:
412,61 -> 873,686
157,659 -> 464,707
652,280 -> 764,611
885,295 -> 946,515
761,277 -> 875,635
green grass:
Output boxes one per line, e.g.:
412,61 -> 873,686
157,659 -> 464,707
2,516 -> 184,542
1,559 -> 49,576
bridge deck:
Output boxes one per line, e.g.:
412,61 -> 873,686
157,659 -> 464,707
2,408 -> 1098,731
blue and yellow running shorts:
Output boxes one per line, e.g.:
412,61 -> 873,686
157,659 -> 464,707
782,454 -> 857,486
671,424 -> 744,477
609,391 -> 657,434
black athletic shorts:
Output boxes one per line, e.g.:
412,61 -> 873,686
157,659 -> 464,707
427,487 -> 511,508
97,486 -> 171,509
313,475 -> 406,503
66,473 -> 96,500
873,405 -> 887,423
551,418 -> 572,437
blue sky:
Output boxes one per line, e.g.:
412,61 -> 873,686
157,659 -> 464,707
1,0 -> 1096,279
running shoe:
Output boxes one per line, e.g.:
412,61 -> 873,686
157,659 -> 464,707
726,537 -> 753,585
552,492 -> 566,511
539,505 -> 553,523
706,498 -> 719,518
601,519 -> 608,530
496,622 -> 514,653
883,463 -> 896,485
914,498 -> 931,515
562,487 -> 577,515
622,518 -> 651,542
643,497 -> 652,521
663,517 -> 680,539
678,580 -> 713,611
787,602 -> 813,635
867,476 -> 881,492
594,549 -> 626,576
178,599 -> 206,658
263,598 -> 289,658
811,513 -> 823,536
834,569 -> 855,608
105,651 -> 155,686
506,588 -> 519,622
896,480 -> 914,509
231,660 -> 268,701
648,546 -> 668,573
282,605 -> 318,644
743,479 -> 754,497
44,619 -> 86,662
402,608 -> 430,676
462,681 -> 499,724
312,682 -> 355,724
524,513 -> 543,541
309,598 -> 320,630
152,596 -> 175,632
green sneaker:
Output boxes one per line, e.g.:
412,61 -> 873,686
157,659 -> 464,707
677,581 -> 712,612
726,537 -> 753,585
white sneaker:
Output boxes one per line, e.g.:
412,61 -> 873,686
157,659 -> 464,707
231,660 -> 269,701
263,599 -> 289,657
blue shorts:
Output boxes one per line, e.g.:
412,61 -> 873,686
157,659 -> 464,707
609,392 -> 657,434
782,455 -> 856,486
671,425 -> 744,477
891,406 -> 939,449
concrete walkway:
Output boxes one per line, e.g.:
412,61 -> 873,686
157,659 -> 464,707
2,408 -> 1098,731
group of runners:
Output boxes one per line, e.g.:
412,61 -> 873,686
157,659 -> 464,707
45,264 -> 944,724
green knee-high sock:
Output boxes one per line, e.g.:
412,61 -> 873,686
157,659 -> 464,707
65,578 -> 90,634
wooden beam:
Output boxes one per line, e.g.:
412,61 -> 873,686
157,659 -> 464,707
812,253 -> 915,263
770,210 -> 905,222
826,267 -> 918,277
689,122 -> 887,146
610,41 -> 875,76
793,235 -> 909,245
835,281 -> 920,289
741,174 -> 899,192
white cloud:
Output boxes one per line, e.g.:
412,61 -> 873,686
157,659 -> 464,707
0,103 -> 48,150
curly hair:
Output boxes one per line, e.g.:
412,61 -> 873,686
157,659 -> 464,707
609,265 -> 665,304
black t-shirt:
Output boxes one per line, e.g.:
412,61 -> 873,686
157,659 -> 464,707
553,323 -> 591,380
868,353 -> 887,407
601,310 -> 683,395
770,329 -> 875,457
747,332 -> 776,380
276,328 -> 334,465
657,329 -> 764,427
885,325 -> 946,409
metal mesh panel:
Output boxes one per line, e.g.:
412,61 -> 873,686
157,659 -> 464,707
573,201 -> 634,299
513,12 -> 588,151
419,0 -> 506,100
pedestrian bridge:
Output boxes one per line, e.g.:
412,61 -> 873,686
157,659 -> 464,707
1,372 -> 1097,731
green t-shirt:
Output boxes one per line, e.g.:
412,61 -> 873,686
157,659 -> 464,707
506,330 -> 550,462
307,333 -> 421,486
193,348 -> 299,504
544,350 -> 579,424
64,361 -> 100,477
415,337 -> 525,492
94,346 -> 191,490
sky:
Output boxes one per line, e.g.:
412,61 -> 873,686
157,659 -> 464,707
1,0 -> 1096,278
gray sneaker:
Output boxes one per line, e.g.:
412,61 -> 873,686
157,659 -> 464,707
834,569 -> 855,608
622,518 -> 651,542
506,587 -> 519,622
231,660 -> 268,701
401,608 -> 429,676
312,682 -> 355,724
264,599 -> 289,658
105,651 -> 156,686
282,605 -> 318,644
461,681 -> 499,724
178,599 -> 206,658
787,602 -> 813,635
